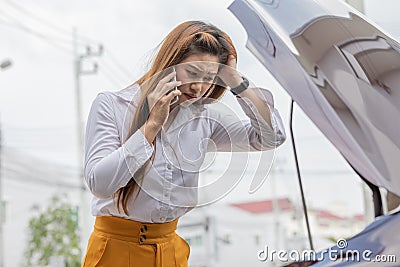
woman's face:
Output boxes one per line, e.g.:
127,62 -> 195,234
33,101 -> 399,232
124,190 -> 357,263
174,53 -> 220,106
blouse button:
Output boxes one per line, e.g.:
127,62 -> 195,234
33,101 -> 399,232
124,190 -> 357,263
167,164 -> 172,170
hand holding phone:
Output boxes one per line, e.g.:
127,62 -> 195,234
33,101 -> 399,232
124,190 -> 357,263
168,66 -> 179,105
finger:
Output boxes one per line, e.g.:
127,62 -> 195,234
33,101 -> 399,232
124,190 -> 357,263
165,87 -> 176,96
152,71 -> 177,97
158,71 -> 177,88
150,80 -> 181,104
162,81 -> 182,95
227,54 -> 237,68
163,89 -> 181,104
167,89 -> 181,99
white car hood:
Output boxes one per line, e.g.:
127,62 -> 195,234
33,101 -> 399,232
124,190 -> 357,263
229,0 -> 400,195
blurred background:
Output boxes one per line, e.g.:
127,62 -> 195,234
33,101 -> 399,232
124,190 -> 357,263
0,0 -> 399,266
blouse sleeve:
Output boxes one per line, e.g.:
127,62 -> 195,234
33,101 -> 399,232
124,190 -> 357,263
209,88 -> 286,152
84,92 -> 154,199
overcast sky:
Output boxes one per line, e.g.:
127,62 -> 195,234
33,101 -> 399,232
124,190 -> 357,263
1,0 -> 400,217
1,1 -> 400,265
1,0 -> 399,165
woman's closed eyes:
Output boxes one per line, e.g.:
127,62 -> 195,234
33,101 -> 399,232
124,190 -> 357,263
185,69 -> 216,83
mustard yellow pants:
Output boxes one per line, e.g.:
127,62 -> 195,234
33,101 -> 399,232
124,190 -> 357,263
81,216 -> 190,267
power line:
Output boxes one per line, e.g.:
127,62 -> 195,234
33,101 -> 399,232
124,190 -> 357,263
4,158 -> 78,180
3,167 -> 81,189
1,2 -> 134,85
1,0 -> 98,46
2,0 -> 72,34
2,158 -> 82,189
1,122 -> 76,131
100,57 -> 130,84
1,0 -> 134,74
104,49 -> 133,80
99,67 -> 124,88
0,11 -> 72,54
0,7 -> 100,54
0,9 -> 71,44
2,146 -> 79,173
99,61 -> 128,88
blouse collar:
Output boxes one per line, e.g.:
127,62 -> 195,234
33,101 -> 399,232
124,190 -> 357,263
114,83 -> 141,107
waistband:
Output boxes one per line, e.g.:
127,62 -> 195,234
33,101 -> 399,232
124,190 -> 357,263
94,216 -> 179,244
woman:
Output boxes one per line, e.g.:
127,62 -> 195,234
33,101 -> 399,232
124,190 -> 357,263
82,21 -> 286,267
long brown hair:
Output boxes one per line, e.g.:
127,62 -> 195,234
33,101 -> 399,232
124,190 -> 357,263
115,20 -> 237,215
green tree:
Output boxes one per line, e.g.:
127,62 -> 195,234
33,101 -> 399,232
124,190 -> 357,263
25,194 -> 81,267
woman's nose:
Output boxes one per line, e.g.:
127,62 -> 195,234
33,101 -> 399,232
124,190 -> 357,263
190,82 -> 203,95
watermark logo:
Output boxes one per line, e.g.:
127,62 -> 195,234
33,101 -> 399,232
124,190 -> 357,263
121,62 -> 284,208
257,239 -> 397,263
336,238 -> 347,249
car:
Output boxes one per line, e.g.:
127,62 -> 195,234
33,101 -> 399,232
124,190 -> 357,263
229,0 -> 400,266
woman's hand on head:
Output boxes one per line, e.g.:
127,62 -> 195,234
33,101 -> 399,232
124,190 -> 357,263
226,54 -> 237,69
146,71 -> 182,129
219,55 -> 243,89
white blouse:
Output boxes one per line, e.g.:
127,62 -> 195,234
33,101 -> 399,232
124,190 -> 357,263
84,84 -> 286,223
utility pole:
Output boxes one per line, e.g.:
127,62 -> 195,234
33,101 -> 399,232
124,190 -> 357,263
0,58 -> 12,267
73,28 -> 103,257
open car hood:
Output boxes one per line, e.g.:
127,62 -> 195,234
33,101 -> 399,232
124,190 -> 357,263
228,0 -> 400,196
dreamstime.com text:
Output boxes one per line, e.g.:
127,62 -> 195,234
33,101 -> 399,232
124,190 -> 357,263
257,239 -> 397,263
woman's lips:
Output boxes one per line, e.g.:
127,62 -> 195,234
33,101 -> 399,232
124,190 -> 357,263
183,93 -> 197,100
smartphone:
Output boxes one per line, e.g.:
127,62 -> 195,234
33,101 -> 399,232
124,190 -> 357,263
169,66 -> 179,105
